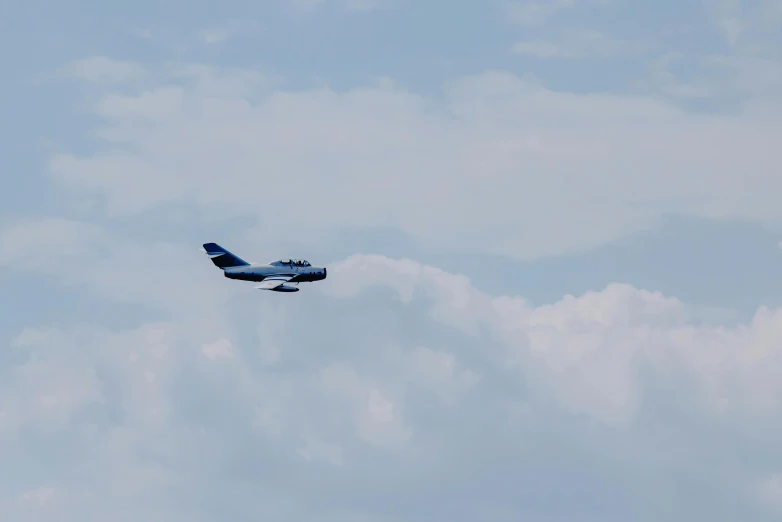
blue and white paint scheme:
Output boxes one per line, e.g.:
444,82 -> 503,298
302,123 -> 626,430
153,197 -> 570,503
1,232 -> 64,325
202,243 -> 326,293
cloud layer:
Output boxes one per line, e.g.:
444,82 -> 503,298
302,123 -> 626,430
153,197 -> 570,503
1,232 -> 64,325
2,219 -> 782,521
5,3 -> 782,519
50,58 -> 782,260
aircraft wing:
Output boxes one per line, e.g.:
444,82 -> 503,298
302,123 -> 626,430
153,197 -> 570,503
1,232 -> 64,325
255,275 -> 294,290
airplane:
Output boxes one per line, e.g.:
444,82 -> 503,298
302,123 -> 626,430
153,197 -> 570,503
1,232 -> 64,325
201,242 -> 326,292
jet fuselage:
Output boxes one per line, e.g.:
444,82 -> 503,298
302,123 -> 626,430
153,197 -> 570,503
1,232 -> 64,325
202,242 -> 326,293
223,263 -> 327,283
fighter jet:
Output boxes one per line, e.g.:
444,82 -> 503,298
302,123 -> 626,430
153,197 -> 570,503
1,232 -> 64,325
201,242 -> 326,292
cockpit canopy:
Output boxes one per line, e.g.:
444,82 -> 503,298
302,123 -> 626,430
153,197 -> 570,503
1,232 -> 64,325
270,259 -> 311,267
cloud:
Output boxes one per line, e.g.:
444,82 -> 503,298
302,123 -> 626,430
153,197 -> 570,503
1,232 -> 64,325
321,362 -> 413,449
758,473 -> 782,512
3,222 -> 782,519
9,2 -> 782,520
324,255 -> 782,425
201,338 -> 235,359
707,0 -> 782,49
198,19 -> 262,45
713,0 -> 745,46
47,59 -> 782,260
766,0 -> 782,19
287,0 -> 390,14
512,29 -> 642,59
59,57 -> 145,83
0,218 -> 240,316
502,0 -> 576,27
645,52 -> 782,104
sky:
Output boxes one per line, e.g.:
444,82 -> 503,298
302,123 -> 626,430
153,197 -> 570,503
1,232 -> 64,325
1,0 -> 782,520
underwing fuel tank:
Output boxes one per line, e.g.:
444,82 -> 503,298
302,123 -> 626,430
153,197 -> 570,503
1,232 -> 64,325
270,284 -> 299,292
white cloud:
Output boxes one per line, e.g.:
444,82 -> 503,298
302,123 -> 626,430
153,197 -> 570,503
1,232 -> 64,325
199,19 -> 262,45
11,1 -> 782,520
3,222 -> 782,519
47,59 -> 782,260
707,0 -> 782,50
129,27 -> 154,40
322,256 -> 782,426
18,487 -> 57,507
646,52 -> 782,103
7,1 -> 782,517
512,40 -> 563,58
714,0 -> 746,46
287,0 -> 390,13
297,436 -> 345,466
0,487 -> 60,522
502,0 -> 576,27
512,29 -> 642,59
765,0 -> 782,19
201,338 -> 234,359
404,346 -> 479,404
0,218 -> 241,316
321,362 -> 413,449
0,218 -> 103,268
758,473 -> 782,512
1,334 -> 104,434
60,57 -> 145,83
703,54 -> 782,97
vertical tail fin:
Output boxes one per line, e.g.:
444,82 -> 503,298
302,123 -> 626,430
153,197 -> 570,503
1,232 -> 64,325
202,243 -> 250,269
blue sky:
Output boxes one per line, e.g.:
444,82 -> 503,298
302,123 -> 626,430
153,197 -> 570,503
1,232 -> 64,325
2,1 -> 782,520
